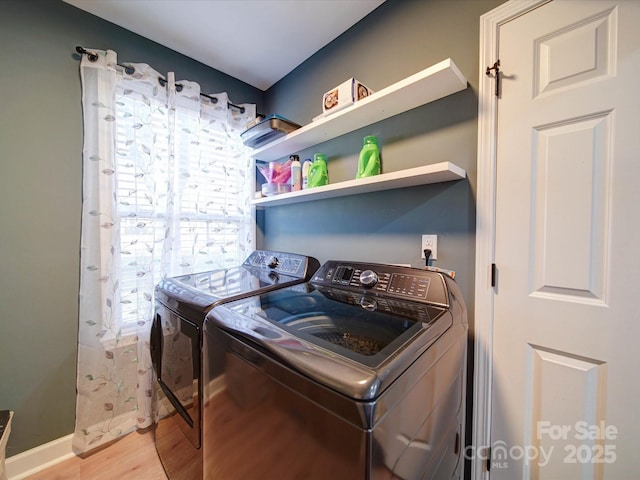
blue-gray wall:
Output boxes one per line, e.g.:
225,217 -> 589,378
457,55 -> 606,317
262,0 -> 502,337
261,0 -> 503,461
0,0 -> 503,460
0,0 -> 263,456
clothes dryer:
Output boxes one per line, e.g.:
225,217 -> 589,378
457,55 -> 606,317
150,250 -> 319,480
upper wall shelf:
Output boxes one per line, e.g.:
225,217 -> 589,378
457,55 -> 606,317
251,58 -> 468,162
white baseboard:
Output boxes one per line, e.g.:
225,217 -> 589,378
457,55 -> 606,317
5,434 -> 74,480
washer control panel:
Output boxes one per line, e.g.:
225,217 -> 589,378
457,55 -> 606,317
312,261 -> 449,307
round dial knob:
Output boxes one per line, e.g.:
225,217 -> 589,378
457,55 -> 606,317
267,256 -> 279,269
359,269 -> 378,288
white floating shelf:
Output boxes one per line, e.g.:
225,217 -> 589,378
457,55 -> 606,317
252,162 -> 466,207
251,58 -> 468,162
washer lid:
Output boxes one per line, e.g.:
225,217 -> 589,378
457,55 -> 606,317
207,284 -> 452,400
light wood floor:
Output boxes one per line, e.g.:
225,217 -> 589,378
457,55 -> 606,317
24,428 -> 167,480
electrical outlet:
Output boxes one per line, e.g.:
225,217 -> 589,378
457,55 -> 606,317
421,235 -> 438,260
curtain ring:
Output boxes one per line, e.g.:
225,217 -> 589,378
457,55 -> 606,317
75,46 -> 99,62
158,77 -> 183,92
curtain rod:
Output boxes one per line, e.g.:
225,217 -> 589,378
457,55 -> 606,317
76,46 -> 246,114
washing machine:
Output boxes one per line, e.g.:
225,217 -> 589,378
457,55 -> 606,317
202,260 -> 468,479
150,250 -> 320,480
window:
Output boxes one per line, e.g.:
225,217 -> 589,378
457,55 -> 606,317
112,80 -> 254,328
76,50 -> 256,452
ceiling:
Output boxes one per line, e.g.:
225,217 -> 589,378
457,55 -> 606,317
63,0 -> 386,90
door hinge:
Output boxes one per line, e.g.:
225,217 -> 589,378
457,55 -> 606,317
485,446 -> 492,472
486,59 -> 501,97
491,263 -> 497,287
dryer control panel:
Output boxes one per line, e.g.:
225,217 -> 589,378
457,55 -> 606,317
311,261 -> 449,307
244,250 -> 319,277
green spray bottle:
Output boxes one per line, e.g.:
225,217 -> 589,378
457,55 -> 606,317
356,135 -> 381,179
307,153 -> 329,188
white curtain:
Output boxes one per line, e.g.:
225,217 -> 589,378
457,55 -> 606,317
74,49 -> 255,452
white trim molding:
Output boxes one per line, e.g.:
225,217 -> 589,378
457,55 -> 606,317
5,434 -> 74,480
472,1 -> 551,479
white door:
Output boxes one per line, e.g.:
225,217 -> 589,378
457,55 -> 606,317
490,0 -> 640,478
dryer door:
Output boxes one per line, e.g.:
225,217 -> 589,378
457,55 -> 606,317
153,303 -> 201,449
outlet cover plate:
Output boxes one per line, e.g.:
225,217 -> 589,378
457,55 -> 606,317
421,235 -> 438,260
